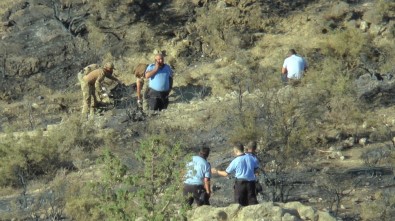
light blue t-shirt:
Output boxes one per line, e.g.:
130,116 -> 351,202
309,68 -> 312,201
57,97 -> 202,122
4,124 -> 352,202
184,156 -> 211,185
226,154 -> 258,181
145,64 -> 173,92
282,54 -> 307,79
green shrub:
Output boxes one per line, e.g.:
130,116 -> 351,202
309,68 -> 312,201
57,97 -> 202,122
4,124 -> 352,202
0,130 -> 65,187
89,136 -> 188,220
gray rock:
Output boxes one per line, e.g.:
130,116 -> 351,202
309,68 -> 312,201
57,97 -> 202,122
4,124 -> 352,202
188,202 -> 336,221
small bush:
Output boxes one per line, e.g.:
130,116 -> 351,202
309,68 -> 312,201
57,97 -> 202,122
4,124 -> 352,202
321,28 -> 371,59
85,136 -> 188,220
360,189 -> 395,221
361,147 -> 391,167
362,0 -> 395,25
323,1 -> 350,21
0,116 -> 110,187
325,96 -> 364,132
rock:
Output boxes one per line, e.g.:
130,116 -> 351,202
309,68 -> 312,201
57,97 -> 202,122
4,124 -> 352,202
217,1 -> 227,9
283,201 -> 316,220
359,138 -> 367,146
342,137 -> 355,148
360,20 -> 369,32
187,202 -> 336,221
31,102 -> 40,109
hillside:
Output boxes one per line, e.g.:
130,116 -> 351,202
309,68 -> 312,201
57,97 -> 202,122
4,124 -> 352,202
1,0 -> 395,220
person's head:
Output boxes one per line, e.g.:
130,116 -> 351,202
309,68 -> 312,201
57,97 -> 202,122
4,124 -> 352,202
154,54 -> 164,67
288,49 -> 297,56
104,62 -> 115,74
246,141 -> 257,153
199,146 -> 210,159
232,142 -> 244,155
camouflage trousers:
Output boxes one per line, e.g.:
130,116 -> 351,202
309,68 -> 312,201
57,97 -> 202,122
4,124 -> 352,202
78,72 -> 98,115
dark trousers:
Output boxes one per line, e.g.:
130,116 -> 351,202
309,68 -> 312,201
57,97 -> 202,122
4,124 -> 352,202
234,180 -> 258,206
281,75 -> 301,87
183,184 -> 210,206
147,88 -> 169,111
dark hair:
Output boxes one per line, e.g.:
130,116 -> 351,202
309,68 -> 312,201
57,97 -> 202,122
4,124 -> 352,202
233,142 -> 244,152
199,146 -> 210,158
289,49 -> 297,55
246,141 -> 257,151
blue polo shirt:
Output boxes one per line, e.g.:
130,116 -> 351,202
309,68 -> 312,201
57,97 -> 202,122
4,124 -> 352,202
282,54 -> 307,79
245,153 -> 259,165
184,156 -> 211,185
146,64 -> 173,92
226,154 -> 258,181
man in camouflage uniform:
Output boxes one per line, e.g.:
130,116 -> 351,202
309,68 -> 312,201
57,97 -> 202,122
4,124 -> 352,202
78,62 -> 121,116
134,63 -> 148,111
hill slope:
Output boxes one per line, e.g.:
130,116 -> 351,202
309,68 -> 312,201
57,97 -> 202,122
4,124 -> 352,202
1,0 -> 395,220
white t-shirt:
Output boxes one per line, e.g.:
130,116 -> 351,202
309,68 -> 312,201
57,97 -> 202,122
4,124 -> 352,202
282,55 -> 307,79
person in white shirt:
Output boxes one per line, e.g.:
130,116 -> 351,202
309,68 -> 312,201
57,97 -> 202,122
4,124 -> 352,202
281,49 -> 307,85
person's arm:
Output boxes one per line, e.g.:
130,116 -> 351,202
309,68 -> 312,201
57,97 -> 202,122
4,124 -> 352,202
211,168 -> 229,177
145,63 -> 160,79
169,76 -> 173,91
203,177 -> 211,195
107,74 -> 121,84
304,58 -> 308,71
281,67 -> 287,75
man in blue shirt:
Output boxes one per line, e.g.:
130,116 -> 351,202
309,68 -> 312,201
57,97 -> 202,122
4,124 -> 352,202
281,49 -> 307,86
145,53 -> 173,111
183,146 -> 212,206
212,143 -> 259,206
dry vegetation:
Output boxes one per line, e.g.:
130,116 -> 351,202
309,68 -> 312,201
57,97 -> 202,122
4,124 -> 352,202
1,0 -> 395,220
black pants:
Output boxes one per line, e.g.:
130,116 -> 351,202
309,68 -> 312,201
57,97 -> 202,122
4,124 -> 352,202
147,88 -> 169,111
234,180 -> 258,206
183,184 -> 210,206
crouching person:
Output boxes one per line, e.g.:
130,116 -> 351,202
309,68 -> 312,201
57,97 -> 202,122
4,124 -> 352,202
134,63 -> 148,110
79,62 -> 121,118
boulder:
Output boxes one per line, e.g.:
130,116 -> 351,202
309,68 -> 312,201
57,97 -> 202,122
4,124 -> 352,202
188,202 -> 336,221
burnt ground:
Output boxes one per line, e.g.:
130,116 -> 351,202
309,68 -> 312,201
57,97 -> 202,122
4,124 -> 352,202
1,0 -> 395,220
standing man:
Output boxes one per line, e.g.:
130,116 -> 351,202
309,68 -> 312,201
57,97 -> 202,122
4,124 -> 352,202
145,53 -> 173,111
80,62 -> 121,117
183,146 -> 212,207
281,49 -> 308,85
212,143 -> 259,206
245,141 -> 263,195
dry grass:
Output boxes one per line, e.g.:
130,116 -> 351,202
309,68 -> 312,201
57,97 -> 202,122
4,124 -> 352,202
0,0 -> 16,15
1,0 -> 395,219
